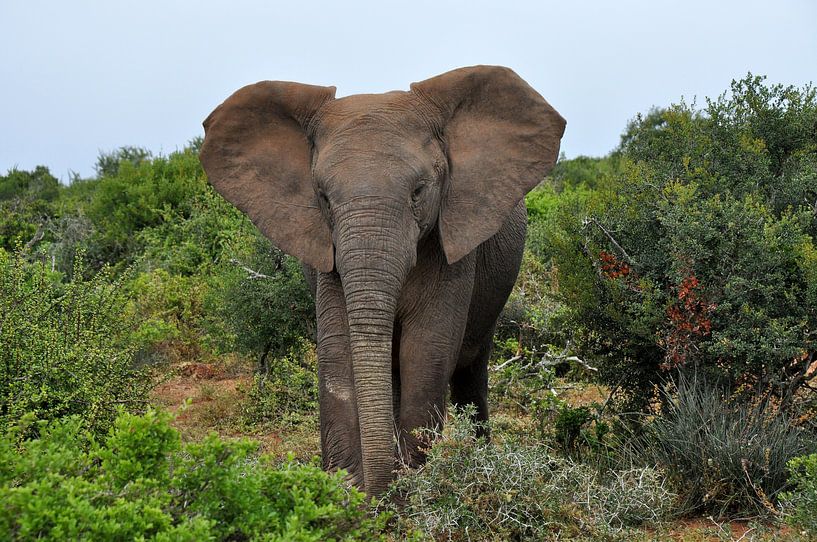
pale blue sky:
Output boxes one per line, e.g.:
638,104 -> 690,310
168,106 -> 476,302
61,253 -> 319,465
2,1 -> 815,180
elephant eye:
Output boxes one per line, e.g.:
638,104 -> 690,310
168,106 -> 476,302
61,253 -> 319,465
319,191 -> 330,210
412,183 -> 425,201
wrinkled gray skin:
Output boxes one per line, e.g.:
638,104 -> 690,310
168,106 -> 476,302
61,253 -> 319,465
200,66 -> 565,496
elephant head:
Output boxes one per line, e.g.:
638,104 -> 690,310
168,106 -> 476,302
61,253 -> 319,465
200,66 -> 565,495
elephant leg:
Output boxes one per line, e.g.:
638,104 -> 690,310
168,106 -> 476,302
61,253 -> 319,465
396,259 -> 475,467
396,326 -> 455,467
450,335 -> 492,440
316,272 -> 362,484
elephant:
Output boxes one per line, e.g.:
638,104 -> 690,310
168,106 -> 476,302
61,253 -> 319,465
199,65 -> 565,496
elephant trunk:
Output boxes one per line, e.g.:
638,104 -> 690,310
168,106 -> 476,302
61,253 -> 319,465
334,200 -> 414,496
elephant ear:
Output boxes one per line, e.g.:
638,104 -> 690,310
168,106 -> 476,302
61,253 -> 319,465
411,66 -> 566,264
200,81 -> 336,272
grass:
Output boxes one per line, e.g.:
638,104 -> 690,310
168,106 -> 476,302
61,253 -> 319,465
627,376 -> 816,518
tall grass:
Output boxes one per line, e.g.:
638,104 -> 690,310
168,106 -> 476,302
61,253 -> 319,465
630,375 -> 816,517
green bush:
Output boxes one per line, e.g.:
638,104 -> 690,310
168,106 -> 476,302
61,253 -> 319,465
205,231 -> 315,365
550,403 -> 617,462
0,248 -> 148,437
125,268 -> 211,364
0,409 -> 387,541
525,183 -> 593,265
86,147 -> 208,266
242,341 -> 319,427
781,453 -> 817,536
496,250 -> 565,359
547,155 -> 621,193
631,377 -> 815,517
0,167 -> 62,253
385,407 -> 674,540
547,75 -> 817,411
0,166 -> 60,202
94,146 -> 154,178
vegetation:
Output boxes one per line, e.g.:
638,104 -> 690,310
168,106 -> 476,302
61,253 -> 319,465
538,74 -> 817,411
1,73 -> 815,539
0,249 -> 148,437
629,377 -> 816,516
781,453 -> 817,536
0,409 -> 386,541
385,408 -> 674,541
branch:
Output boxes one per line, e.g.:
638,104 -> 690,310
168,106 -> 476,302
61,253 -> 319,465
492,355 -> 522,372
24,224 -> 45,251
583,216 -> 636,266
779,351 -> 816,412
229,258 -> 271,280
539,349 -> 597,373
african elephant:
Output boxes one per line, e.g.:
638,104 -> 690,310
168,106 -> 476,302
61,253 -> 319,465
199,66 -> 565,496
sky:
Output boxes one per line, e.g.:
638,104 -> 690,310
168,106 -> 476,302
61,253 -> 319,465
1,1 -> 816,181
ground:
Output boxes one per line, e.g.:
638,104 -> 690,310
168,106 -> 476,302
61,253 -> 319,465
150,359 -> 319,460
150,359 -> 796,542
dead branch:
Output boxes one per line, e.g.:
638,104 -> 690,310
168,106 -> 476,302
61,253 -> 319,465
583,216 -> 636,266
24,224 -> 45,251
229,258 -> 271,280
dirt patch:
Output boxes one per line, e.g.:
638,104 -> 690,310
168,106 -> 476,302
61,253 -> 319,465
653,517 -> 792,541
149,361 -> 319,461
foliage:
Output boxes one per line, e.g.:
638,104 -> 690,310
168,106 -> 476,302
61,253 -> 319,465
630,377 -> 816,517
781,453 -> 817,536
124,268 -> 211,364
525,183 -> 593,264
85,147 -> 208,266
548,154 -> 620,192
242,341 -> 319,428
488,339 -> 559,419
547,74 -> 817,410
0,409 -> 387,541
0,167 -> 61,252
496,249 -> 564,352
385,407 -> 674,540
0,166 -> 60,202
0,248 -> 148,437
551,403 -> 616,462
135,187 -> 246,276
205,231 -> 315,365
94,146 -> 154,178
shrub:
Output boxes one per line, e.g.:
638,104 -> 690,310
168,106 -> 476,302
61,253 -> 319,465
0,409 -> 387,541
547,155 -> 621,193
548,75 -> 817,411
86,147 -> 208,266
550,403 -> 618,462
124,268 -> 210,364
548,462 -> 675,533
242,341 -> 319,427
496,250 -> 565,361
205,231 -> 315,365
0,248 -> 148,437
0,167 -> 62,253
781,453 -> 817,536
0,166 -> 60,202
488,346 -> 559,420
135,187 -> 247,276
631,377 -> 816,517
94,145 -> 154,178
385,407 -> 674,540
